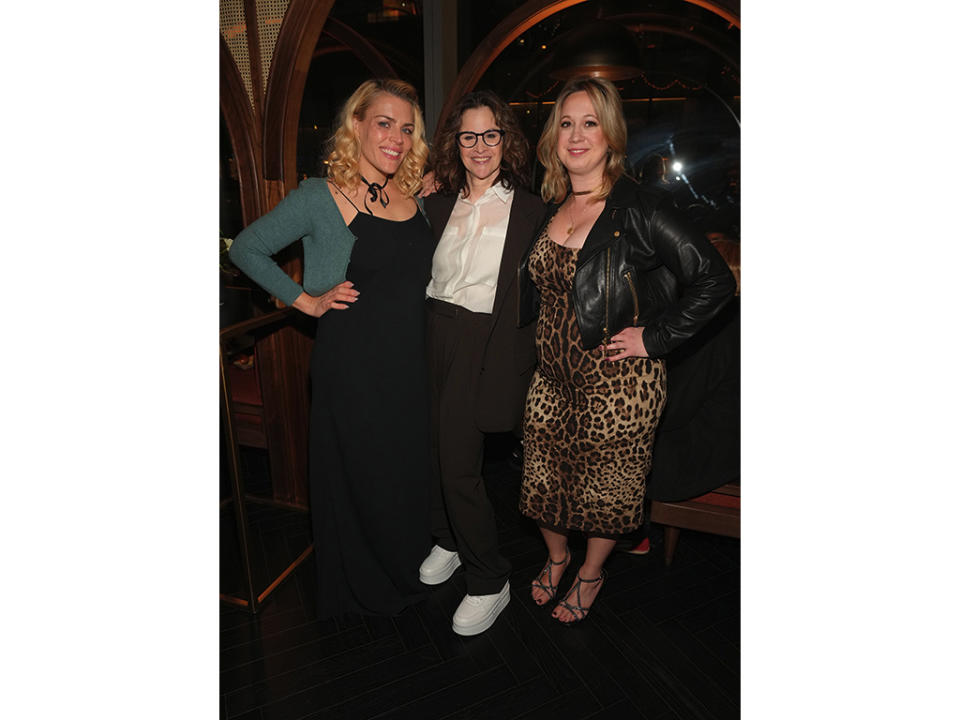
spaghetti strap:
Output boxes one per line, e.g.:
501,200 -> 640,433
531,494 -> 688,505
328,180 -> 364,215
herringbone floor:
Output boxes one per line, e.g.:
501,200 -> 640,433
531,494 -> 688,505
220,442 -> 740,719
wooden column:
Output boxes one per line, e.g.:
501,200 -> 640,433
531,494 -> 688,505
422,0 -> 458,139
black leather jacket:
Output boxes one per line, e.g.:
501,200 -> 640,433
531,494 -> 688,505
518,175 -> 736,357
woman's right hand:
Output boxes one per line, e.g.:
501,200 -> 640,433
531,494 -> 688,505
418,170 -> 439,197
292,281 -> 359,317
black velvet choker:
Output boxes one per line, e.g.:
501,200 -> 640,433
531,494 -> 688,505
360,175 -> 390,213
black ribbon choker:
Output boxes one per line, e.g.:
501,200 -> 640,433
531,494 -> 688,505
360,176 -> 390,213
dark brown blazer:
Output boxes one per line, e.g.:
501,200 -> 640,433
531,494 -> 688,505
424,186 -> 548,432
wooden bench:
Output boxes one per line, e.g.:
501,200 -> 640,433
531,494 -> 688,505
650,481 -> 740,566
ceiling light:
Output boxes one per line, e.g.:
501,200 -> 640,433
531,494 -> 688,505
549,20 -> 643,81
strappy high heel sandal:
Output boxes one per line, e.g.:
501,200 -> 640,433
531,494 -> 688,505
531,548 -> 570,606
555,569 -> 607,624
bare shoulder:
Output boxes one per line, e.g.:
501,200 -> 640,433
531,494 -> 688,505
326,179 -> 361,225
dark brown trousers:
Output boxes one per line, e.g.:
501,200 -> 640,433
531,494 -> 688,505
427,299 -> 512,596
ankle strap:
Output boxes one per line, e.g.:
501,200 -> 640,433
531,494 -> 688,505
576,569 -> 606,584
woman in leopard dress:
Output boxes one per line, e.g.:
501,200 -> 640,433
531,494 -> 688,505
517,76 -> 735,623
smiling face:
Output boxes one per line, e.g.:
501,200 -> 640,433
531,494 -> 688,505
457,105 -> 503,194
556,90 -> 609,185
352,92 -> 415,181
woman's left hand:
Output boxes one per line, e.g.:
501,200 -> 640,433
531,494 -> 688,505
604,326 -> 649,361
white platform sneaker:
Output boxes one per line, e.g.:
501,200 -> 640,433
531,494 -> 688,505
418,545 -> 461,585
451,581 -> 510,636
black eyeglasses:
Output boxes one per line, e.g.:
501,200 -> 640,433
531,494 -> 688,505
456,129 -> 504,148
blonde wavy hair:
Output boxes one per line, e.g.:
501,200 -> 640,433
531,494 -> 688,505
537,76 -> 627,204
325,78 -> 427,198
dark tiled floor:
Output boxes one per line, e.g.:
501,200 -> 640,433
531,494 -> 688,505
221,444 -> 740,719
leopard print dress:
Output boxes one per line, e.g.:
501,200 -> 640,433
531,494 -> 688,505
519,229 -> 667,536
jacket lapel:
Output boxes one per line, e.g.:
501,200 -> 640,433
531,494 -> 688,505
575,176 -> 632,269
491,189 -> 539,321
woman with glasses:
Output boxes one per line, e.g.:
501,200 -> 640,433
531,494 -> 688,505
229,79 -> 433,618
417,91 -> 547,636
517,76 -> 735,623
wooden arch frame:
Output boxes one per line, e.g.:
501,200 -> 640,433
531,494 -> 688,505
221,0 -> 401,211
220,34 -> 264,226
261,0 -> 337,198
260,2 -> 398,197
435,0 -> 740,133
319,16 -> 398,76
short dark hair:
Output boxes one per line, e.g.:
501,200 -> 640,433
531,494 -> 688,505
431,90 -> 530,198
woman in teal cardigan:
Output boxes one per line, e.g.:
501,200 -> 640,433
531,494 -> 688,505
230,79 -> 435,618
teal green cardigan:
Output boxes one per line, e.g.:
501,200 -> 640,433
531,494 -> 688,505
228,178 -> 357,307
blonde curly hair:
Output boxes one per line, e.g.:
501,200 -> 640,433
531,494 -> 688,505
537,76 -> 627,204
325,78 -> 427,198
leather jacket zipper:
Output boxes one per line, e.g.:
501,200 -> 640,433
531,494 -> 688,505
623,270 -> 639,326
603,248 -> 611,344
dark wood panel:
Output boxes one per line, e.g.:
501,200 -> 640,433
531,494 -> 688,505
255,321 -> 313,507
220,35 -> 264,225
